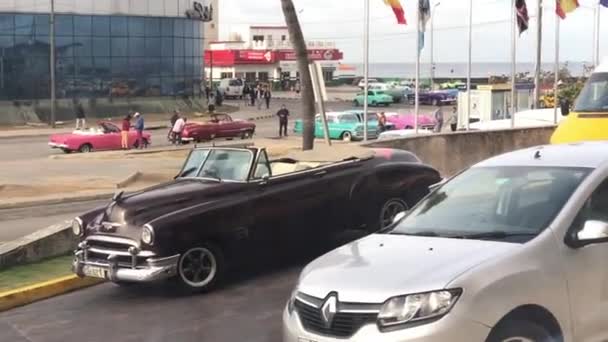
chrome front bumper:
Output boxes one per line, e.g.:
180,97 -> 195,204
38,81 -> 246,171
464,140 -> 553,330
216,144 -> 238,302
48,142 -> 68,149
72,240 -> 179,283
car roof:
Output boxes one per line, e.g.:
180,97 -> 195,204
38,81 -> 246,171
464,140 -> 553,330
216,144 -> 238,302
474,141 -> 608,169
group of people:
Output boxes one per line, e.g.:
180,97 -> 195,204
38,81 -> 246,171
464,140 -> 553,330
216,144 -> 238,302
244,84 -> 272,110
168,110 -> 188,145
120,111 -> 146,150
434,106 -> 459,133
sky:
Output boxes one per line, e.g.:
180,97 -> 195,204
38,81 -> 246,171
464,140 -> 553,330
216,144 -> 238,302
218,0 -> 607,64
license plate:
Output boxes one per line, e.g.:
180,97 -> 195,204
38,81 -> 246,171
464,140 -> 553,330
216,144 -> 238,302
83,265 -> 107,279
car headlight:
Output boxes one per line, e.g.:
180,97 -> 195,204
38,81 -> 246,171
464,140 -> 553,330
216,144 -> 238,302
378,289 -> 461,329
141,224 -> 155,245
72,217 -> 84,236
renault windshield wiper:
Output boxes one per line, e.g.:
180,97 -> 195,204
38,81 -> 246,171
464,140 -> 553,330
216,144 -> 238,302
453,231 -> 537,240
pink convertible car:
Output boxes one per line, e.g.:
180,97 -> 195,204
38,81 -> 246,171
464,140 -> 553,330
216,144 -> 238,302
48,121 -> 151,153
384,112 -> 437,130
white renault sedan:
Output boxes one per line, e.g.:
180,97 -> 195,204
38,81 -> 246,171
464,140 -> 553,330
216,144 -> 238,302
283,142 -> 608,342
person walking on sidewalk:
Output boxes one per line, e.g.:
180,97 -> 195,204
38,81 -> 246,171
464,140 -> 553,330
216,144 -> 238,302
74,99 -> 86,130
208,92 -> 216,113
172,116 -> 187,145
264,86 -> 272,109
256,85 -> 263,110
433,105 -> 444,133
277,104 -> 290,138
168,110 -> 180,141
249,84 -> 256,106
121,113 -> 132,150
133,112 -> 145,149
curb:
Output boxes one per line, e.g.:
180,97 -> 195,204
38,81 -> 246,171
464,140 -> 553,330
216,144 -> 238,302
247,114 -> 275,121
0,192 -> 114,210
0,275 -> 104,312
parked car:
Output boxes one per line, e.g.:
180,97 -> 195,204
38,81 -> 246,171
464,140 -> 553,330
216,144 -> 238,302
48,122 -> 151,153
358,78 -> 381,89
469,108 -> 566,131
408,90 -> 457,106
368,83 -> 407,103
218,78 -> 245,99
284,142 -> 608,341
384,112 -> 437,130
343,110 -> 396,131
71,145 -> 441,292
353,90 -> 394,107
180,113 -> 256,143
293,112 -> 380,141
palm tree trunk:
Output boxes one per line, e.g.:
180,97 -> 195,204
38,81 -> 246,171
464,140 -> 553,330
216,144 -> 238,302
280,0 -> 315,150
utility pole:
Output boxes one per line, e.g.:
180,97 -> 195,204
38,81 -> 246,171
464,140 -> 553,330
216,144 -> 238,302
553,15 -> 560,124
50,0 -> 56,128
430,2 -> 441,90
363,0 -> 370,141
510,0 -> 517,127
465,0 -> 473,130
533,0 -> 542,109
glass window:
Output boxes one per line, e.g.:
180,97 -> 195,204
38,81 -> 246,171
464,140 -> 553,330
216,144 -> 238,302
574,72 -> 608,112
198,149 -> 254,181
128,37 -> 145,57
174,37 -> 185,56
93,57 -> 111,76
74,36 -> 92,57
185,20 -> 195,38
111,38 -> 128,56
145,77 -> 161,96
0,15 -> 13,35
194,40 -> 201,57
74,56 -> 93,76
0,35 -> 12,50
15,15 -> 34,35
185,59 -> 193,76
56,57 -> 74,79
575,180 -> 608,226
193,22 -> 201,39
161,37 -> 173,57
55,15 -> 73,36
92,16 -> 110,36
392,167 -> 590,242
253,151 -> 271,179
145,17 -> 160,36
74,16 -> 92,36
174,57 -> 184,76
128,17 -> 145,36
34,15 -> 49,36
174,19 -> 185,37
161,77 -> 175,95
111,57 -> 128,76
160,58 -> 173,77
111,16 -> 128,36
145,37 -> 161,56
92,37 -> 110,56
185,38 -> 194,57
161,18 -> 173,37
55,36 -> 74,57
144,57 -> 161,76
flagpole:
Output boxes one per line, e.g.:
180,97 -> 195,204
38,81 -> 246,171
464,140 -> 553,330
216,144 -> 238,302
594,3 -> 601,66
466,0 -> 472,130
415,0 -> 420,134
554,15 -> 560,124
510,0 -> 517,128
534,0 -> 543,109
363,0 -> 370,141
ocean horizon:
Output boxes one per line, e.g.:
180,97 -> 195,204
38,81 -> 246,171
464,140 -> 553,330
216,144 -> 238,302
339,62 -> 592,79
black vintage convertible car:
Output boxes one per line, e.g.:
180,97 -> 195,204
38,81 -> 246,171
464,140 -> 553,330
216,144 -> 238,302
71,145 -> 440,292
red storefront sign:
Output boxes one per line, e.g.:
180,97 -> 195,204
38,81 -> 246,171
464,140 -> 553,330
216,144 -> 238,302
235,50 -> 276,63
278,49 -> 343,61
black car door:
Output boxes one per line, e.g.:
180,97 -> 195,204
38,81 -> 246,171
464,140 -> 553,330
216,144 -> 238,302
249,153 -> 333,256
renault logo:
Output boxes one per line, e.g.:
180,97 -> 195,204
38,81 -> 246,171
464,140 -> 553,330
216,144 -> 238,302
320,294 -> 338,328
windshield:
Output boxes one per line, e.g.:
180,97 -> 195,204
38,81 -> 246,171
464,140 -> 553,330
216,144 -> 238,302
574,72 -> 608,112
179,149 -> 253,181
391,166 -> 590,242
339,114 -> 359,123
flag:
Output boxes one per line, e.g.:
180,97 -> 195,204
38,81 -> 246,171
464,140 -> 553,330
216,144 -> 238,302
556,0 -> 579,19
384,0 -> 407,25
601,0 -> 608,7
516,0 -> 529,35
418,0 -> 431,52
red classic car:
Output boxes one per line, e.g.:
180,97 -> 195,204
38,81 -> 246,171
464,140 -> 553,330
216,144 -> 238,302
49,122 -> 151,153
181,113 -> 256,143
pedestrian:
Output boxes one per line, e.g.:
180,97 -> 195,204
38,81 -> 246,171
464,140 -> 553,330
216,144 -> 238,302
215,88 -> 223,106
168,110 -> 180,141
243,84 -> 250,106
449,106 -> 458,132
256,85 -> 263,110
434,105 -> 444,133
133,112 -> 145,149
264,86 -> 272,109
172,116 -> 187,145
276,104 -> 290,138
121,113 -> 132,150
295,80 -> 301,95
74,99 -> 86,130
376,112 -> 387,132
208,92 -> 216,113
249,84 -> 256,106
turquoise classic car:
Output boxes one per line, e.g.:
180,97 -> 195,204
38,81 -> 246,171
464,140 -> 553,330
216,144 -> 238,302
294,112 -> 379,142
353,90 -> 394,107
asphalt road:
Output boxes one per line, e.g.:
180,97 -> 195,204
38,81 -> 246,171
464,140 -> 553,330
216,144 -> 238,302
0,199 -> 108,244
0,261 -> 303,342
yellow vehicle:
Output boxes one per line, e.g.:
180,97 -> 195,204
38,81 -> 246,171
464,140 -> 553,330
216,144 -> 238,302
551,61 -> 608,144
539,93 -> 555,109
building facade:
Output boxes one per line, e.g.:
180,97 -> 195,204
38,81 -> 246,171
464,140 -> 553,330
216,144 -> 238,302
0,0 -> 208,123
205,26 -> 343,89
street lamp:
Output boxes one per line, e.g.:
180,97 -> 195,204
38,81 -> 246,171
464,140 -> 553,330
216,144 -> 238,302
430,1 -> 441,90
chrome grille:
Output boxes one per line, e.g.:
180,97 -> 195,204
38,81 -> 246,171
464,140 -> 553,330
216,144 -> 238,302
294,299 -> 378,338
83,235 -> 153,268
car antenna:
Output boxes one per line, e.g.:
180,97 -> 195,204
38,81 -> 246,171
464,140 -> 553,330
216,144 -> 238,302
534,150 -> 542,159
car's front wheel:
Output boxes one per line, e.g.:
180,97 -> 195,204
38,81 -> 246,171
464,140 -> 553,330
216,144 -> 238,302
378,198 -> 408,230
341,131 -> 353,142
487,320 -> 555,342
175,243 -> 224,293
78,143 -> 92,153
353,100 -> 360,107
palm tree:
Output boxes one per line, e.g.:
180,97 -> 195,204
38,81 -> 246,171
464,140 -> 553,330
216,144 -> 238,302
280,0 -> 315,150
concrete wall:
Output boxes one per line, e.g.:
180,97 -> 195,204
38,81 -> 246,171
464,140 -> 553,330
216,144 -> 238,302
366,126 -> 556,177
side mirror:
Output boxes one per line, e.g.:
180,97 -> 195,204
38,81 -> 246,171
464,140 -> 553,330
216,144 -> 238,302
560,101 -> 570,116
577,220 -> 608,241
259,175 -> 270,186
392,211 -> 408,224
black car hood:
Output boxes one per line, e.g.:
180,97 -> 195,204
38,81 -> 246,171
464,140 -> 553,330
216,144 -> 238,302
94,178 -> 246,237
